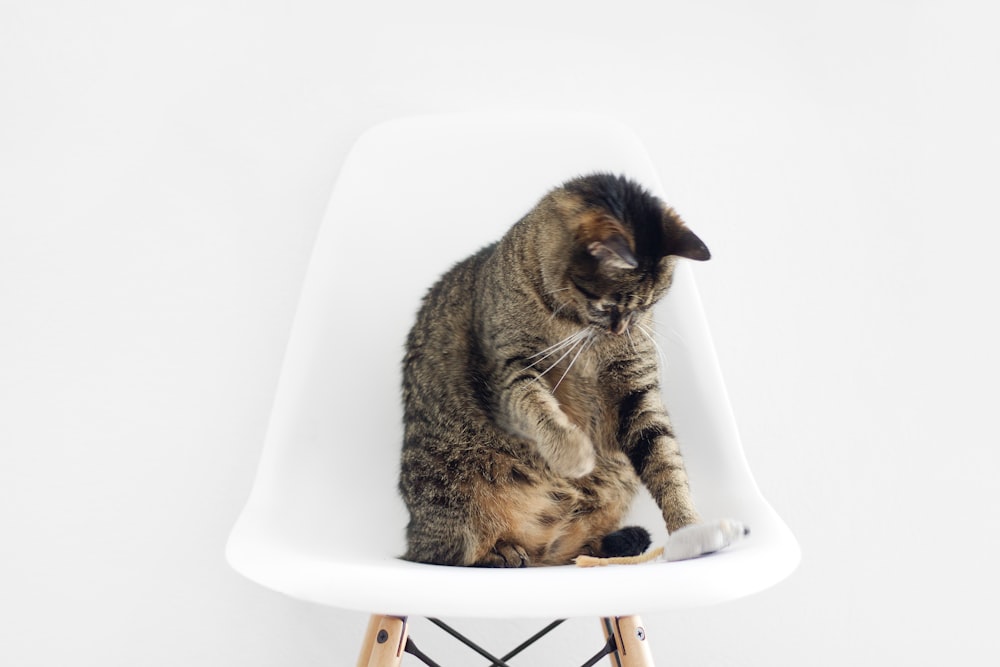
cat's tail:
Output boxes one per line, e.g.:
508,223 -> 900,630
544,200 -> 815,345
600,526 -> 651,558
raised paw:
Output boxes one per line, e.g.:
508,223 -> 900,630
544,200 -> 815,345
664,519 -> 749,562
538,424 -> 595,478
477,541 -> 530,568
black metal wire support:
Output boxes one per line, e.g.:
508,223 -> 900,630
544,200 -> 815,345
579,635 -> 618,667
491,619 -> 566,665
426,618 -> 513,666
408,617 -> 619,667
403,636 -> 443,667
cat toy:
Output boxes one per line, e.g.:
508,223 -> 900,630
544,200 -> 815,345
575,519 -> 749,567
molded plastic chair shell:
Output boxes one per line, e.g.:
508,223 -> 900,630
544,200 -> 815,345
225,113 -> 800,619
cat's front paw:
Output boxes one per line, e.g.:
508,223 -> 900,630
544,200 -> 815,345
538,424 -> 596,478
664,519 -> 749,562
664,509 -> 701,534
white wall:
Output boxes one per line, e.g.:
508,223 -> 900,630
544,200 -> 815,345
2,1 -> 997,664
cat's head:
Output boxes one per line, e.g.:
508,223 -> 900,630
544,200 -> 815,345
541,173 -> 709,335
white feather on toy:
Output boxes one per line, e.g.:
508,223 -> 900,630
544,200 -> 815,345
662,519 -> 749,562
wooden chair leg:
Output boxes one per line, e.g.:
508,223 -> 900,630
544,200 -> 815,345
601,616 -> 655,666
356,615 -> 409,667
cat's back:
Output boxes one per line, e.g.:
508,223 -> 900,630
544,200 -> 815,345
407,242 -> 495,348
403,243 -> 496,418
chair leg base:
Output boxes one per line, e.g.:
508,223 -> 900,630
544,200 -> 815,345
355,614 -> 654,666
601,616 -> 654,666
356,615 -> 410,667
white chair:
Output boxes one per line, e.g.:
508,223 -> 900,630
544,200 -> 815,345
226,113 -> 800,666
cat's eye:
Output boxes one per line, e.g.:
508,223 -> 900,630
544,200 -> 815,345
570,280 -> 600,301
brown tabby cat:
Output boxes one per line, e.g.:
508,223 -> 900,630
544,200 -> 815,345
399,173 -> 711,567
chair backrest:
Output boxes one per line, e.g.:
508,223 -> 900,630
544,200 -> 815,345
232,113 -> 763,563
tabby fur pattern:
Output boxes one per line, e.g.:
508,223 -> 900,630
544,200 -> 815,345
399,173 -> 710,567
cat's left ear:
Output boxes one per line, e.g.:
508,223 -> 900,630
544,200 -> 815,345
667,227 -> 711,261
588,234 -> 639,271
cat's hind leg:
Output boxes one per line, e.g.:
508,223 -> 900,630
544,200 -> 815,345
402,511 -> 479,566
473,541 -> 530,568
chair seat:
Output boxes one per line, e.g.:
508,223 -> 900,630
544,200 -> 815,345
228,494 -> 798,618
225,113 -> 800,620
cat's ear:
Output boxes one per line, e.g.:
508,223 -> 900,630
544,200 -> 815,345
577,213 -> 639,270
588,234 -> 639,271
667,227 -> 711,261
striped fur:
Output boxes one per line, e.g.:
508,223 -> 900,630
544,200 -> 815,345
399,174 -> 709,566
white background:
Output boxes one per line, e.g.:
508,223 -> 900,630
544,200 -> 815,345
2,1 -> 998,665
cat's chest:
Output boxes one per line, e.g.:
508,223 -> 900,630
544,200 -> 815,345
549,356 -> 613,441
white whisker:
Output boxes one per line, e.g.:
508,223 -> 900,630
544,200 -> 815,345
637,323 -> 668,369
625,326 -> 637,355
548,300 -> 570,322
650,318 -> 686,346
532,330 -> 589,378
544,287 -> 574,322
527,329 -> 587,363
551,331 -> 594,393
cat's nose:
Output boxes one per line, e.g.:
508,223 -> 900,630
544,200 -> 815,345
609,310 -> 630,335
